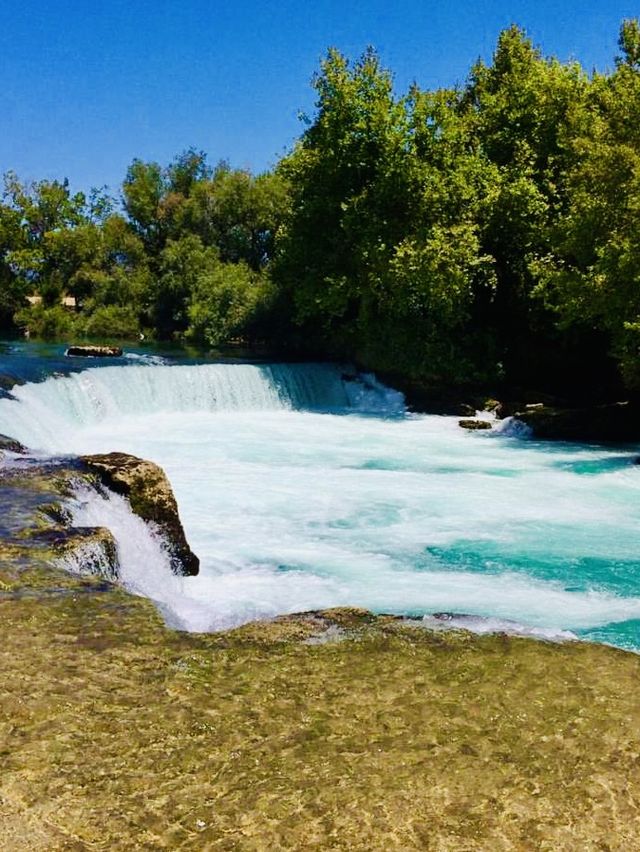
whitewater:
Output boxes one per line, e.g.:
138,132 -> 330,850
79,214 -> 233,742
1,360 -> 640,649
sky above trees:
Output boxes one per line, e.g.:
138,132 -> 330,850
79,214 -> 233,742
1,0 -> 637,193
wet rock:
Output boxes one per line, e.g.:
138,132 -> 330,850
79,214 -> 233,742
54,526 -> 119,581
81,452 -> 199,576
458,403 -> 477,417
0,460 -> 120,586
66,345 -> 123,358
37,501 -> 73,526
0,434 -> 27,455
482,398 -> 506,417
0,372 -> 22,392
459,419 -> 492,431
514,401 -> 640,442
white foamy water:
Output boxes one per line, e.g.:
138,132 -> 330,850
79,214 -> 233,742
1,362 -> 640,644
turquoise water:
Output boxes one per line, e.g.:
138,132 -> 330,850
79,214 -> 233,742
1,349 -> 639,648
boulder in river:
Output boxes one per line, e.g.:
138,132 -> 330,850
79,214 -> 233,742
459,419 -> 492,431
81,452 -> 199,576
514,401 -> 640,442
66,345 -> 123,358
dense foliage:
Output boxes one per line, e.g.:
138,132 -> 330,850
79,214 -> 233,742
2,21 -> 640,397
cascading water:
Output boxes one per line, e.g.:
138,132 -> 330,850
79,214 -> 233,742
1,360 -> 639,648
62,484 -> 216,632
0,362 -> 404,449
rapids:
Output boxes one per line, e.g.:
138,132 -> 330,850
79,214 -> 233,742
1,359 -> 639,649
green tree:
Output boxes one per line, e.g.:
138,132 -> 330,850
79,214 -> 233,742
535,21 -> 640,390
274,49 -> 413,334
3,173 -> 89,307
187,260 -> 266,347
274,48 -> 496,380
152,235 -> 219,337
461,26 -> 591,385
0,200 -> 28,329
122,160 -> 166,253
618,19 -> 640,68
183,163 -> 289,269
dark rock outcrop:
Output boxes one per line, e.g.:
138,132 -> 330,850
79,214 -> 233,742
0,434 -> 27,455
81,452 -> 199,576
66,345 -> 123,358
458,403 -> 477,417
459,419 -> 492,431
514,401 -> 640,442
0,372 -> 22,392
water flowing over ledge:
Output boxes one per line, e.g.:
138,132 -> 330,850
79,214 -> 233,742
0,362 -> 405,450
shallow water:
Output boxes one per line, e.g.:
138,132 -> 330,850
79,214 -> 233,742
1,359 -> 639,649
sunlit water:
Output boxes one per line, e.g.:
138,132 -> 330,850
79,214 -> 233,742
1,361 -> 639,649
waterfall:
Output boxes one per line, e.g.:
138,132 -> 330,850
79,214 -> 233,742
0,362 -> 405,451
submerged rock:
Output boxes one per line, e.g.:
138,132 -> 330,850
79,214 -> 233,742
459,419 -> 492,431
66,345 -> 123,358
0,372 -> 22,392
81,452 -> 199,576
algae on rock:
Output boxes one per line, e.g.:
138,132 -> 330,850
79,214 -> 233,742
0,456 -> 121,586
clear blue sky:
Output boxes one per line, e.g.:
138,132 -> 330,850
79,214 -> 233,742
0,0 -> 636,194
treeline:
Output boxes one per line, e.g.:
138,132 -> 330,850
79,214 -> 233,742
2,21 -> 640,397
0,158 -> 288,347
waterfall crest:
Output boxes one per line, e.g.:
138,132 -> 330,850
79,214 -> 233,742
0,362 -> 405,451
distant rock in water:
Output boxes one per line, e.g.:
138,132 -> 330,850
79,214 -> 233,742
66,345 -> 123,358
81,452 -> 199,576
459,419 -> 492,431
0,433 -> 27,455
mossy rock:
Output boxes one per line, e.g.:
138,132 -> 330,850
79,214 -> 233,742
52,525 -> 119,580
459,419 -> 492,431
0,456 -> 120,587
81,452 -> 199,576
